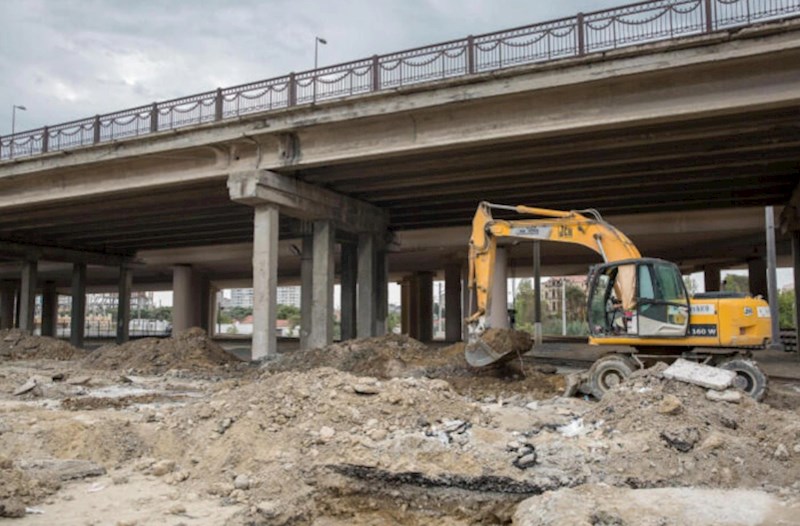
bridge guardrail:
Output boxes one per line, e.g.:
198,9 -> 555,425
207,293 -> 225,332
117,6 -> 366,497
1,0 -> 798,161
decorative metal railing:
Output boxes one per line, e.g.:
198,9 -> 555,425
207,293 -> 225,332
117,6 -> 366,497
2,0 -> 798,161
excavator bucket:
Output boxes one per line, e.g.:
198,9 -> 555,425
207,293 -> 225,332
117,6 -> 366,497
465,328 -> 533,367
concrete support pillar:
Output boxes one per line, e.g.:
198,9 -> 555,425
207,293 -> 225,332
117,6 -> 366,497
70,263 -> 86,348
41,281 -> 58,337
765,206 -> 782,350
375,249 -> 389,336
299,235 -> 313,348
309,220 -> 334,348
357,233 -> 377,338
444,263 -> 462,342
400,279 -> 411,335
172,265 -> 200,333
199,275 -> 211,333
416,271 -> 433,342
704,266 -> 721,293
116,265 -> 132,344
462,265 -> 473,342
792,230 -> 800,355
0,281 -> 15,330
488,248 -> 509,329
533,241 -> 543,345
747,257 -> 768,299
340,242 -> 357,341
252,204 -> 279,360
19,260 -> 37,333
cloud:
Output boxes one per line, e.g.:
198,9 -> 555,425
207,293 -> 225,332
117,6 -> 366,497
0,0 -> 620,134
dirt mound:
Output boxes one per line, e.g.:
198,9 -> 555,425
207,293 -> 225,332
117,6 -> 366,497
82,328 -> 242,373
570,365 -> 800,491
269,335 -> 564,400
0,329 -> 85,361
270,334 -> 436,375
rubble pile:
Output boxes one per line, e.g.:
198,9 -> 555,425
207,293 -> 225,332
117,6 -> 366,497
0,335 -> 798,524
0,330 -> 85,361
82,328 -> 244,373
270,334 -> 564,400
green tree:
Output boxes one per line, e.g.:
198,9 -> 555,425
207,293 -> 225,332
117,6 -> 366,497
277,304 -> 300,320
227,306 -> 253,321
513,279 -> 536,333
723,274 -> 749,294
778,289 -> 796,328
387,311 -> 401,333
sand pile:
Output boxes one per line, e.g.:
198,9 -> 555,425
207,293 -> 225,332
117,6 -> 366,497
0,329 -> 85,361
82,328 -> 242,373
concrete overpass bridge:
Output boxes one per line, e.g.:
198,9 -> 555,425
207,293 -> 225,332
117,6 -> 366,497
1,0 -> 800,358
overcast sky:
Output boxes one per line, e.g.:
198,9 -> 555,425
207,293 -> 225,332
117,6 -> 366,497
0,0 -> 625,135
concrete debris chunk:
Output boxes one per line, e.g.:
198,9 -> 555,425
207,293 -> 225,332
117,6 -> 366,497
706,389 -> 742,404
657,394 -> 683,414
13,377 -> 39,396
662,359 -> 735,390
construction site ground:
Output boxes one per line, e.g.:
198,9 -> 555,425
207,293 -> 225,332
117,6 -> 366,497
1,330 -> 799,525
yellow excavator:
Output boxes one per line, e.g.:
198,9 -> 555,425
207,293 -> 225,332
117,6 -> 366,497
466,202 -> 772,399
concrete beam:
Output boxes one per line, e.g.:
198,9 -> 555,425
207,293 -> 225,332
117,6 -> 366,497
228,170 -> 387,233
116,265 -> 132,344
18,260 -> 37,333
340,242 -> 357,341
252,204 -> 280,360
70,263 -> 86,348
0,240 -> 130,266
309,220 -> 334,348
41,281 -> 58,337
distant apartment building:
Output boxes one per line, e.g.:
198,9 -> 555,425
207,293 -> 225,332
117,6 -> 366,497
543,276 -> 587,315
230,288 -> 254,308
277,286 -> 301,308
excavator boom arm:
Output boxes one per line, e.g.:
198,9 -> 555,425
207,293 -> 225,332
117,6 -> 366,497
468,202 -> 641,324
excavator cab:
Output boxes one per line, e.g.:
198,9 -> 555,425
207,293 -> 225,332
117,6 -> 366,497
587,258 -> 690,339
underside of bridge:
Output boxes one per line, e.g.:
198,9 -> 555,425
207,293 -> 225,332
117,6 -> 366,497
0,18 -> 799,357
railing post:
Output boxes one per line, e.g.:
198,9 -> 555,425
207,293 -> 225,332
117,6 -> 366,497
288,72 -> 297,107
41,126 -> 49,153
466,35 -> 475,74
704,0 -> 714,32
150,103 -> 158,133
371,55 -> 381,92
576,12 -> 586,56
93,115 -> 101,144
215,88 -> 223,121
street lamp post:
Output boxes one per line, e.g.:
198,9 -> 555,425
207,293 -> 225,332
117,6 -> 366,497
313,36 -> 327,103
314,36 -> 327,70
10,104 -> 26,157
11,104 -> 26,136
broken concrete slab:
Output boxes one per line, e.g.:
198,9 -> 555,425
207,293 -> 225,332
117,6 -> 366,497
13,377 -> 39,396
662,359 -> 735,390
706,389 -> 742,404
18,459 -> 106,481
